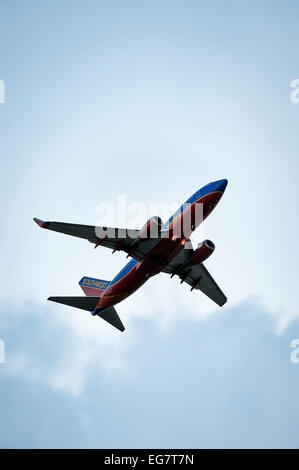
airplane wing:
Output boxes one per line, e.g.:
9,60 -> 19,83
33,218 -> 159,261
162,243 -> 227,307
33,218 -> 227,306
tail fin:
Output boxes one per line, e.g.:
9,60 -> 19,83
48,296 -> 125,332
79,276 -> 110,296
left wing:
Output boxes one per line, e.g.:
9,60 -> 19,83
162,242 -> 227,307
33,218 -> 159,261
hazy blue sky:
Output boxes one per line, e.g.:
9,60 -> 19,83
0,0 -> 298,448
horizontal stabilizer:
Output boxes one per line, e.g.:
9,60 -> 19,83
48,296 -> 99,311
48,296 -> 125,332
98,307 -> 125,332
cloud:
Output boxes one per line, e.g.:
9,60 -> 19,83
0,298 -> 299,448
0,282 -> 296,399
0,301 -> 132,397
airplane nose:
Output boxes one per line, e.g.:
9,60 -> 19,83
215,179 -> 228,192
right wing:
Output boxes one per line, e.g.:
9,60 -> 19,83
33,218 -> 159,261
177,263 -> 227,307
160,240 -> 227,307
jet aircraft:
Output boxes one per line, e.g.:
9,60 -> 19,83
34,179 -> 228,332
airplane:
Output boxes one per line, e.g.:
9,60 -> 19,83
33,179 -> 228,332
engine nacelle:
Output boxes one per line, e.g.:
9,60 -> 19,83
138,216 -> 163,239
191,239 -> 215,265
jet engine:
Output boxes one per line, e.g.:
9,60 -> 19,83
191,239 -> 215,265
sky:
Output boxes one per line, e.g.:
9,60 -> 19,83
0,0 -> 299,448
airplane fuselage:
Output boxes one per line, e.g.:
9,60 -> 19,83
95,180 -> 227,313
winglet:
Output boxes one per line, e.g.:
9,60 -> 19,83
33,217 -> 51,228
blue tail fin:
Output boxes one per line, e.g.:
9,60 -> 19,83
79,276 -> 110,296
